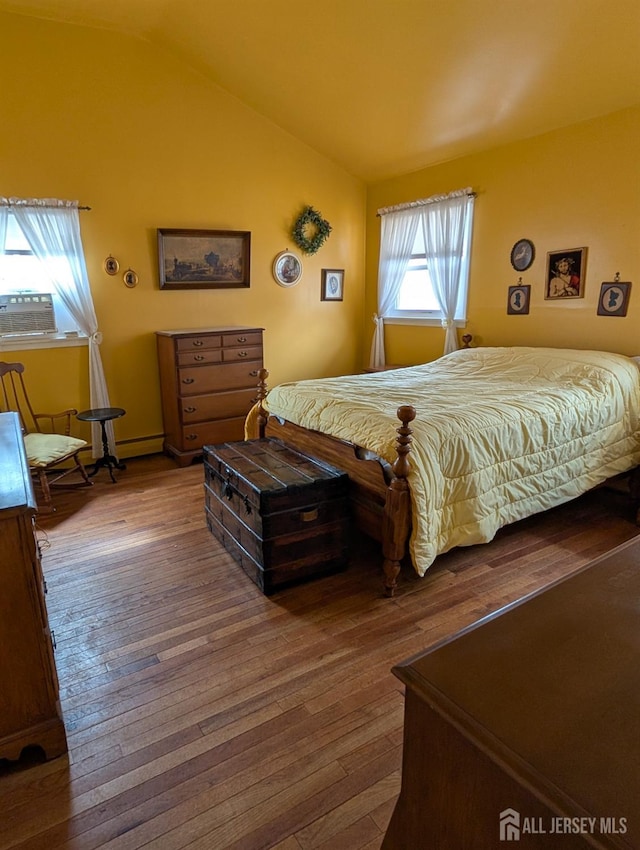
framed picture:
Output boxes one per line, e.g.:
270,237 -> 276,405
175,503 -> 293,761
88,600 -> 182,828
158,228 -> 251,289
272,250 -> 303,287
597,281 -> 631,317
545,247 -> 587,299
321,268 -> 344,301
104,255 -> 119,275
123,268 -> 138,288
507,283 -> 531,315
510,239 -> 535,272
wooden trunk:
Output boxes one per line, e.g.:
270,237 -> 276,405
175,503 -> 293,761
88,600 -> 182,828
203,438 -> 349,594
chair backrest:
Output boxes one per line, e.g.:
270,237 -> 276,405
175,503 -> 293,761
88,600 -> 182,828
0,361 -> 39,435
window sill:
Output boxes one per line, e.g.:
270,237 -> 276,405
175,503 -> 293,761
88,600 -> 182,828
0,333 -> 88,351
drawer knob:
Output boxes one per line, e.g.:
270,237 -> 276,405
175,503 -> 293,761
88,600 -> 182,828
238,350 -> 248,358
193,354 -> 204,361
300,508 -> 319,522
250,369 -> 259,377
184,406 -> 196,413
182,377 -> 194,384
186,434 -> 198,441
237,336 -> 247,343
192,340 -> 204,347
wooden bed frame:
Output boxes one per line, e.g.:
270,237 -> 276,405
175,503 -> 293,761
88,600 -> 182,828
249,342 -> 640,597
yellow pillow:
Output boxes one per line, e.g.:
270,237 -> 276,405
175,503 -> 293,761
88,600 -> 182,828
24,433 -> 88,467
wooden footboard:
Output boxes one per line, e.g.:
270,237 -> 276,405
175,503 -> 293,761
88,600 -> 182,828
250,369 -> 415,596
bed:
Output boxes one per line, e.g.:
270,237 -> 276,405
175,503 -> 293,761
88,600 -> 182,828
245,347 -> 640,595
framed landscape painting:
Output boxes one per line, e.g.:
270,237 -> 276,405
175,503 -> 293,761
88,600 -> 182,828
158,228 -> 251,289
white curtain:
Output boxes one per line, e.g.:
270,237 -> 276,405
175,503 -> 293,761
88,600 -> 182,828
369,207 -> 419,369
420,189 -> 475,355
7,197 -> 114,457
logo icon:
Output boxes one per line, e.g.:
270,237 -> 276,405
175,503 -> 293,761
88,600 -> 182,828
500,808 -> 521,841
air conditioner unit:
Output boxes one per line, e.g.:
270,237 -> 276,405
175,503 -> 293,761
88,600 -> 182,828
0,293 -> 57,336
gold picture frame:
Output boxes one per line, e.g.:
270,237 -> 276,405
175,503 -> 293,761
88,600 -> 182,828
545,248 -> 587,299
158,228 -> 251,290
104,255 -> 120,275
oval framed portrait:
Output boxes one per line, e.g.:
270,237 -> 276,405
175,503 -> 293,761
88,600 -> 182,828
272,250 -> 303,287
510,239 -> 535,272
123,268 -> 139,288
104,255 -> 120,275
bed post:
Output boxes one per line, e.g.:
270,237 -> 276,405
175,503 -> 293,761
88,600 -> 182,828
629,466 -> 640,525
382,404 -> 416,597
255,368 -> 269,438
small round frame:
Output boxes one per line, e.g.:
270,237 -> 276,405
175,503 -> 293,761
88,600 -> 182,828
272,250 -> 303,287
510,239 -> 535,272
123,268 -> 138,288
104,255 -> 120,275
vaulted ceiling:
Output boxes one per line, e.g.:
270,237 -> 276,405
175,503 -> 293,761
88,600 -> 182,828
2,0 -> 640,181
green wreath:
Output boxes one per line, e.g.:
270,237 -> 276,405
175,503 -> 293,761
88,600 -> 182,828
292,206 -> 332,255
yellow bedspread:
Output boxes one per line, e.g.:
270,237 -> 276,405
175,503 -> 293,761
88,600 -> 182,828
248,347 -> 640,576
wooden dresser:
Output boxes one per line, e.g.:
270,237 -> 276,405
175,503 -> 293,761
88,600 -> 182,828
383,537 -> 640,849
0,411 -> 67,762
156,326 -> 264,466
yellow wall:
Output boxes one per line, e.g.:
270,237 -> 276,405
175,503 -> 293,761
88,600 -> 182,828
3,10 -> 639,458
366,106 -> 640,366
0,12 -> 365,455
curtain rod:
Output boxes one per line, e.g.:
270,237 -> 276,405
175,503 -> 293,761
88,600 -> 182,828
377,189 -> 475,217
0,201 -> 91,210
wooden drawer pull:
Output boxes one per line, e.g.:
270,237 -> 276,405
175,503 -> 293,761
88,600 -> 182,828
182,377 -> 194,384
237,336 -> 247,343
237,351 -> 248,358
250,370 -> 259,377
300,508 -> 319,522
183,406 -> 196,413
186,434 -> 198,441
193,354 -> 205,361
192,340 -> 204,347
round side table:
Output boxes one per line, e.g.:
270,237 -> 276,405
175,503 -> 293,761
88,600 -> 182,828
76,407 -> 126,483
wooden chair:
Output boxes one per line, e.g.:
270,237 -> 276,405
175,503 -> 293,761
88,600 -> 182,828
0,361 -> 92,511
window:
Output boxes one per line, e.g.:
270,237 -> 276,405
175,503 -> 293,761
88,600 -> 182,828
386,213 -> 472,325
0,213 -> 83,341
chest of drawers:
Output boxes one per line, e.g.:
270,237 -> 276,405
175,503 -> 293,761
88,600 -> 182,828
0,412 -> 67,762
156,326 -> 264,466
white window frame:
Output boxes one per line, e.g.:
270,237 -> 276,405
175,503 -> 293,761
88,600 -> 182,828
384,208 -> 471,328
0,212 -> 87,351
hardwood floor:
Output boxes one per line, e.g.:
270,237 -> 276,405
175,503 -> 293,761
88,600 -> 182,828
1,456 -> 638,850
